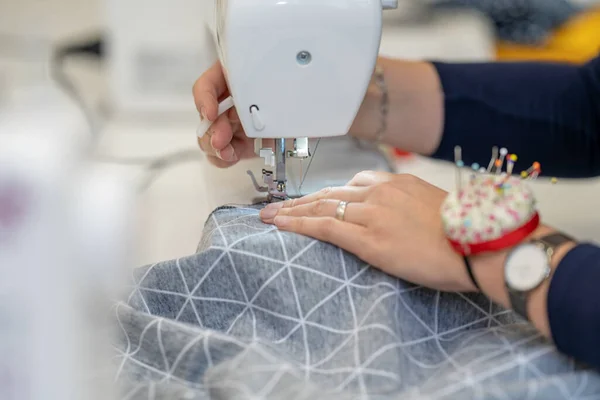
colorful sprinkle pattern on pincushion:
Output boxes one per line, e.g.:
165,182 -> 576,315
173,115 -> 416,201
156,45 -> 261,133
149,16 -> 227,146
441,175 -> 537,246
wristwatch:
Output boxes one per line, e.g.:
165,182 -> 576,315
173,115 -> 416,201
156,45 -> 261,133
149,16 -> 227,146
504,233 -> 575,320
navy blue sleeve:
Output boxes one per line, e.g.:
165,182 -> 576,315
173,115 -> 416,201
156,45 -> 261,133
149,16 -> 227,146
548,244 -> 600,370
430,56 -> 600,178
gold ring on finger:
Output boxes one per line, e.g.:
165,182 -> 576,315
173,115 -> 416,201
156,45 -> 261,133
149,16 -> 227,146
335,201 -> 349,221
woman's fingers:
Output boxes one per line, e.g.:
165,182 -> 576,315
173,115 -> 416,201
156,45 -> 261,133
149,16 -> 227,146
276,186 -> 369,210
261,200 -> 373,226
272,215 -> 369,255
209,113 -> 235,155
197,113 -> 238,162
193,63 -> 228,121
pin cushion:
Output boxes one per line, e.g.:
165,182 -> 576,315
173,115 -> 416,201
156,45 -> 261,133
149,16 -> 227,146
441,174 -> 539,255
441,147 -> 548,256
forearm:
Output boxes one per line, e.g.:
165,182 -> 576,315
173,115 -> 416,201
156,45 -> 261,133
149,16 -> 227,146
352,56 -> 600,178
349,57 -> 444,155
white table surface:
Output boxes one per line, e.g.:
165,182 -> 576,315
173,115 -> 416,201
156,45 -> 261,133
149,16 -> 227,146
4,0 -> 600,267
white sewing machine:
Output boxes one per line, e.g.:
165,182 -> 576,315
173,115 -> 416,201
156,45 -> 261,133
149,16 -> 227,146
104,0 -> 495,208
199,0 -> 399,201
0,53 -> 129,399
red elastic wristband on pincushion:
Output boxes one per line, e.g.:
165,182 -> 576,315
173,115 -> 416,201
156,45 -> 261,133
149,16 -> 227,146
448,213 -> 540,256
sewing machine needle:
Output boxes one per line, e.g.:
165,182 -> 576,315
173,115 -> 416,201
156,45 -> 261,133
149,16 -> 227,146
275,138 -> 286,184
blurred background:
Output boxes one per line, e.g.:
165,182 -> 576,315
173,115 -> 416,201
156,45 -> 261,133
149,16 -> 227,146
1,0 -> 600,266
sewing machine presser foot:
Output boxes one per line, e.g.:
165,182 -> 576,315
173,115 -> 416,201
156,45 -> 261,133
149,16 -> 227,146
247,169 -> 289,203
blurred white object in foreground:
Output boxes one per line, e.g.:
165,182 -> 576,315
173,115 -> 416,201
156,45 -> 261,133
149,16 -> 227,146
0,54 -> 131,400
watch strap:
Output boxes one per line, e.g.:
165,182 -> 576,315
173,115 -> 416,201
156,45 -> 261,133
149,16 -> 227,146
508,288 -> 529,321
538,232 -> 576,250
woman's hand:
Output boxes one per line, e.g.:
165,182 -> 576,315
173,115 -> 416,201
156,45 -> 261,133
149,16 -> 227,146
259,171 -> 475,292
193,62 -> 273,168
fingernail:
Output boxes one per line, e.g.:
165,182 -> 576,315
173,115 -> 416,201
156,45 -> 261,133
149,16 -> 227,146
274,216 -> 292,227
200,106 -> 207,121
216,144 -> 237,162
260,207 -> 279,220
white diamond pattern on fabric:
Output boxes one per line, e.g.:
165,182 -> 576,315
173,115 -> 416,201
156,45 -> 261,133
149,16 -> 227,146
114,205 -> 600,400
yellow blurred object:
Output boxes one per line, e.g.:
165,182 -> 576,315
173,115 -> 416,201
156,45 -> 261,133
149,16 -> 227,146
496,8 -> 600,64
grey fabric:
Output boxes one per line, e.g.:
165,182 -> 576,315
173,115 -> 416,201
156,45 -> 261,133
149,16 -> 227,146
114,205 -> 600,399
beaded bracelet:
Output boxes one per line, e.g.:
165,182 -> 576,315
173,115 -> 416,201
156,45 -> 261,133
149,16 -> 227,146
372,65 -> 389,145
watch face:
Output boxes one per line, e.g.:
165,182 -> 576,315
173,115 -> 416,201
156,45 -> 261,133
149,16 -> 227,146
505,244 -> 550,292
